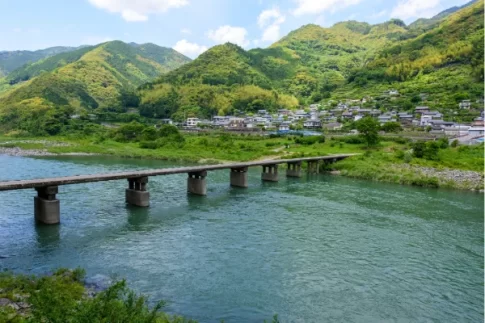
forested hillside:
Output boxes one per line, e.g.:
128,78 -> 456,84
140,0 -> 483,120
0,41 -> 191,134
0,0 -> 482,136
0,46 -> 82,77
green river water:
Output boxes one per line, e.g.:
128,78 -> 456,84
0,155 -> 483,322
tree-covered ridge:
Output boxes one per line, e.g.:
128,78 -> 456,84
0,46 -> 82,76
345,0 -> 484,103
0,41 -> 191,111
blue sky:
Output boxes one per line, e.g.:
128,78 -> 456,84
0,0 -> 472,57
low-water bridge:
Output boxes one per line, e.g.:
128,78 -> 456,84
0,155 -> 353,224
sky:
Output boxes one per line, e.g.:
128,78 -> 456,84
0,0 -> 473,58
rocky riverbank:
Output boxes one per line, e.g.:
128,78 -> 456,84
0,147 -> 96,157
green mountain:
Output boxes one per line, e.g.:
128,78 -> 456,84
408,0 -> 477,31
140,0 -> 483,121
342,0 -> 484,110
0,46 -> 83,77
0,41 -> 191,134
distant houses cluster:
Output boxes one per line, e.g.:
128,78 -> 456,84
168,93 -> 484,145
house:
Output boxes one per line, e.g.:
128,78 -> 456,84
378,114 -> 393,124
342,111 -> 353,119
257,110 -> 267,115
445,125 -> 470,136
278,122 -> 291,132
212,116 -> 230,127
227,117 -> 245,128
422,110 -> 442,120
420,115 -> 433,126
415,106 -> 430,114
472,117 -> 484,127
388,89 -> 399,96
322,122 -> 342,130
397,113 -> 414,124
459,100 -> 471,109
303,119 -> 322,129
278,109 -> 290,116
186,118 -> 200,127
160,118 -> 173,125
468,127 -> 485,136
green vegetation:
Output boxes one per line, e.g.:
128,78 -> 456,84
0,41 -> 191,133
0,268 -> 194,322
0,46 -> 82,76
1,130 -> 482,190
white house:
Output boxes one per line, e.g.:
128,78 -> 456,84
420,115 -> 433,126
186,118 -> 200,127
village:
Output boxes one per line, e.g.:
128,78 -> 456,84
173,92 -> 485,145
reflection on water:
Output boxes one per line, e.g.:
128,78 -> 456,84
0,154 -> 483,323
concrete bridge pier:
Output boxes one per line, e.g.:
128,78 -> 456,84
307,161 -> 319,174
261,164 -> 278,182
286,162 -> 302,178
34,186 -> 60,224
126,177 -> 149,207
188,171 -> 207,195
230,167 -> 248,188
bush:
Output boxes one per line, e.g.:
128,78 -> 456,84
451,139 -> 459,147
294,135 -> 325,145
437,137 -> 449,149
423,141 -> 440,160
412,141 -> 426,158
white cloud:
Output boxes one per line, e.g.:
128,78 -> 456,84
173,39 -> 207,57
87,0 -> 188,22
390,0 -> 440,20
258,7 -> 285,28
261,24 -> 281,42
181,28 -> 192,34
121,10 -> 148,21
257,7 -> 285,43
369,9 -> 387,19
207,25 -> 249,47
292,0 -> 361,16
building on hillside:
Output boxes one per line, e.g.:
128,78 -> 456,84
468,127 -> 485,136
459,100 -> 471,109
278,122 -> 291,132
342,111 -> 353,119
160,119 -> 173,125
303,119 -> 322,129
186,118 -> 200,127
322,122 -> 343,131
257,110 -> 267,115
444,125 -> 470,137
212,116 -> 230,127
472,117 -> 484,127
378,114 -> 393,124
415,106 -> 430,114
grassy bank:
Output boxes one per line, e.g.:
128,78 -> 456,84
0,133 -> 483,190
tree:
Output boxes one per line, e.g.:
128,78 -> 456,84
381,122 -> 402,133
355,117 -> 380,147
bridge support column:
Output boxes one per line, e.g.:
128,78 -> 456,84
286,162 -> 302,178
230,167 -> 248,188
308,161 -> 319,174
34,186 -> 60,225
188,171 -> 207,195
126,177 -> 149,207
261,164 -> 278,182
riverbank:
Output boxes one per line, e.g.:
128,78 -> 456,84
0,135 -> 483,191
0,269 -> 194,322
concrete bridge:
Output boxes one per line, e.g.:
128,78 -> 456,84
0,155 -> 354,225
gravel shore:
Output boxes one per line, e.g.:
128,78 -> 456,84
0,147 -> 96,157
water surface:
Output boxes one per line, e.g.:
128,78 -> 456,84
0,155 -> 483,322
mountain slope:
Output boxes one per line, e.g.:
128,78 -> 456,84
343,0 -> 484,106
0,41 -> 191,134
0,46 -> 82,77
408,0 -> 477,31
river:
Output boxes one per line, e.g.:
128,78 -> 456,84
0,155 -> 483,322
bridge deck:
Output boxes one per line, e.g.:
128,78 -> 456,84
0,154 -> 354,191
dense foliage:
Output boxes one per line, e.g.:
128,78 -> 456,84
0,268 -> 195,322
